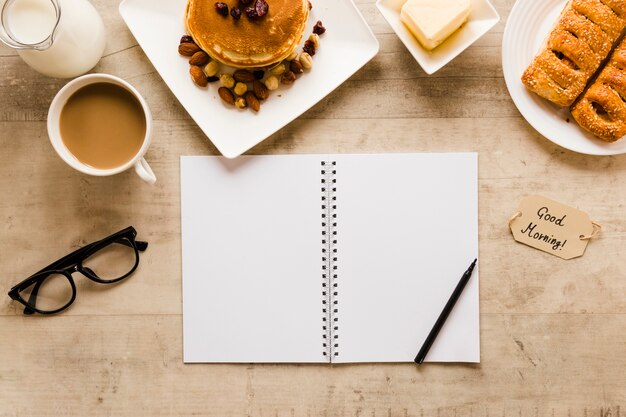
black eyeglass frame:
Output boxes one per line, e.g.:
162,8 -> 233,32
7,226 -> 148,315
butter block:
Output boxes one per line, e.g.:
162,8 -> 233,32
400,0 -> 471,51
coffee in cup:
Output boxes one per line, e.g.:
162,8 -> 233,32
48,74 -> 156,184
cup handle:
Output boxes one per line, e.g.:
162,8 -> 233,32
134,157 -> 157,184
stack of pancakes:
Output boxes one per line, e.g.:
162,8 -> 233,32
185,0 -> 310,68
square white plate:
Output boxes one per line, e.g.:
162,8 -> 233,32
119,0 -> 379,158
376,0 -> 499,75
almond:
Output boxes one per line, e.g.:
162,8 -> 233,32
218,87 -> 236,105
190,65 -> 208,87
253,80 -> 269,100
233,69 -> 256,83
179,42 -> 200,56
244,91 -> 261,112
189,51 -> 210,66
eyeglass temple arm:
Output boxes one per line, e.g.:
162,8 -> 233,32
22,238 -> 148,314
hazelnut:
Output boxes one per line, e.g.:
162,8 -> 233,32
286,50 -> 298,61
234,82 -> 248,96
204,61 -> 220,77
235,97 -> 247,109
299,52 -> 313,70
264,75 -> 279,90
308,33 -> 320,48
269,63 -> 286,76
220,73 -> 235,89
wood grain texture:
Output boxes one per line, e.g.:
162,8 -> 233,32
0,0 -> 624,415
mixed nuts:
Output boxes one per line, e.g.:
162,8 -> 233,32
178,18 -> 327,112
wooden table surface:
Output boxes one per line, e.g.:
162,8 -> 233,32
1,0 -> 625,415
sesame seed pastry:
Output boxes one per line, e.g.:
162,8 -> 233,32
521,0 -> 626,107
571,36 -> 626,142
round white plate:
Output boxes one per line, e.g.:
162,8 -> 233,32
502,0 -> 626,156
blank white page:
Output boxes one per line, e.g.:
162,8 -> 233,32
334,153 -> 479,363
181,155 -> 325,363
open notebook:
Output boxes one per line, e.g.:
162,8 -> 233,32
181,153 -> 479,363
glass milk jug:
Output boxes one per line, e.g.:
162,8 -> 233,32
0,0 -> 106,78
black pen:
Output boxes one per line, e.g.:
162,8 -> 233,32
414,258 -> 478,364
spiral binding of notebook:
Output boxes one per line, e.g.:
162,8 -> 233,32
321,161 -> 339,360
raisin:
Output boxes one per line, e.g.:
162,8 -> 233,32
239,0 -> 253,5
253,70 -> 265,80
180,35 -> 193,44
313,20 -> 326,35
290,59 -> 304,75
214,2 -> 228,16
303,40 -> 316,56
245,6 -> 258,19
281,71 -> 297,85
255,0 -> 269,17
230,7 -> 242,19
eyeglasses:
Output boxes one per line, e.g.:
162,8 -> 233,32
8,226 -> 148,315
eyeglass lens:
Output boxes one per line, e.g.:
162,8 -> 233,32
81,238 -> 138,281
18,273 -> 73,312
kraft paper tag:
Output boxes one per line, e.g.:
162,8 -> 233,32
509,195 -> 601,260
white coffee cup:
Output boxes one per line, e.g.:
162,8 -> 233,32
47,73 -> 157,184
